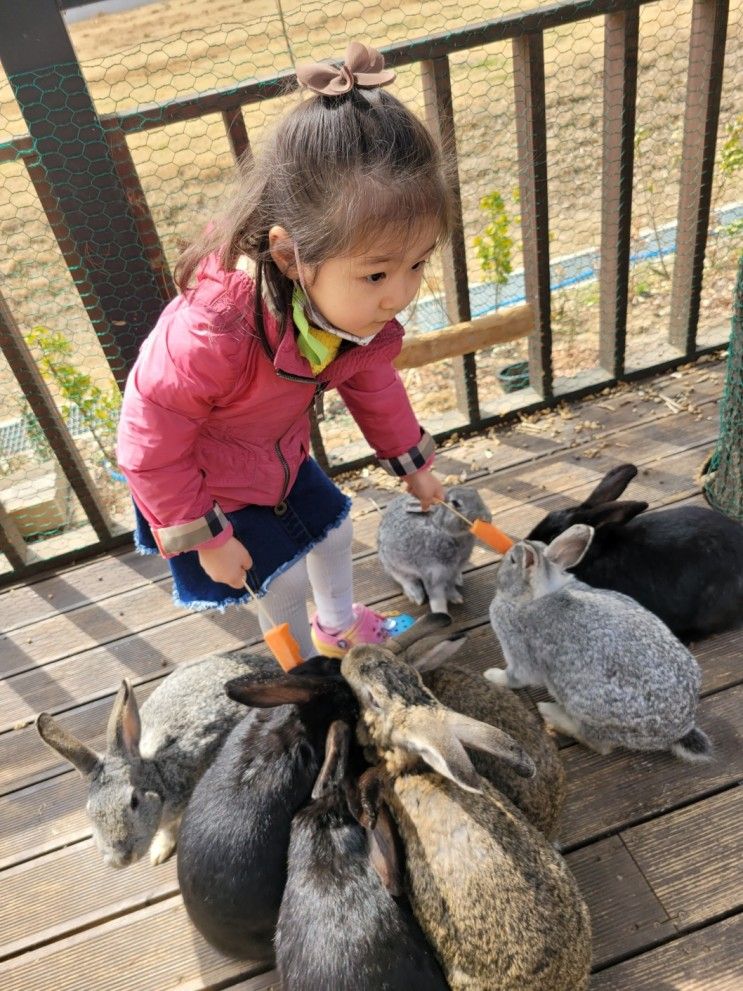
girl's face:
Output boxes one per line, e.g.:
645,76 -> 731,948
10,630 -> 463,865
303,221 -> 438,337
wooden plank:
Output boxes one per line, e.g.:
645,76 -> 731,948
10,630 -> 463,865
0,607 -> 259,733
420,54 -> 479,422
0,772 -> 90,869
591,913 -> 743,990
0,580 -> 184,679
567,835 -> 675,968
0,838 -> 177,960
598,8 -> 639,378
558,685 -> 743,848
622,788 -> 743,928
0,549 -> 168,635
395,306 -> 533,370
0,895 -> 267,991
513,30 -> 553,399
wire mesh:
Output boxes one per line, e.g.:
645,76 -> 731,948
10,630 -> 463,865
0,0 -> 741,578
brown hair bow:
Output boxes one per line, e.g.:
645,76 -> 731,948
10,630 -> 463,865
296,41 -> 396,96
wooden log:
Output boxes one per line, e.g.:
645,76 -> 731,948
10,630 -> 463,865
395,304 -> 534,370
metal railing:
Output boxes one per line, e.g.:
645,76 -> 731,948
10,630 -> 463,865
0,0 -> 732,583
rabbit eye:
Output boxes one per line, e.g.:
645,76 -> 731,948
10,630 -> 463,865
130,791 -> 140,811
450,499 -> 462,511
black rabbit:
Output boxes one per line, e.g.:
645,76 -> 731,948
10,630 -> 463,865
276,720 -> 449,990
528,464 -> 743,642
176,656 -> 358,961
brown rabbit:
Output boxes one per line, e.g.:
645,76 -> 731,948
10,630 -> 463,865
341,641 -> 592,991
381,613 -> 566,837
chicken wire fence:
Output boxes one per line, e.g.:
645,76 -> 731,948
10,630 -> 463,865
704,252 -> 743,523
0,0 -> 741,579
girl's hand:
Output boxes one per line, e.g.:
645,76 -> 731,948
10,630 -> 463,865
198,537 -> 253,589
404,468 -> 444,512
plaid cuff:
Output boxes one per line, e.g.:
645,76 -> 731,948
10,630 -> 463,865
378,430 -> 436,478
152,503 -> 231,556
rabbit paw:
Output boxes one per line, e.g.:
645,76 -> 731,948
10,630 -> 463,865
149,824 -> 178,865
484,667 -> 509,686
448,589 -> 464,605
399,577 -> 426,606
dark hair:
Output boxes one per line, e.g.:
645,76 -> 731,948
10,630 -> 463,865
174,86 -> 454,316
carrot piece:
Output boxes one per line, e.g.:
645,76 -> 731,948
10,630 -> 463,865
470,518 -> 514,554
264,623 -> 303,671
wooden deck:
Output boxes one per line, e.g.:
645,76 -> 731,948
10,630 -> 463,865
1,354 -> 741,991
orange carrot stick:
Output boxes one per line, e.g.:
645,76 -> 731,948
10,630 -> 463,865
434,498 -> 514,554
264,623 -> 303,672
470,518 -> 514,554
244,581 -> 303,671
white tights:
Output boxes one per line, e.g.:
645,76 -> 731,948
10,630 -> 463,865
257,513 -> 355,660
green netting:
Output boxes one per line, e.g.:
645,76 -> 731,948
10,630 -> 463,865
704,252 -> 743,522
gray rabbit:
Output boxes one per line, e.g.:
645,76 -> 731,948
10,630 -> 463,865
341,641 -> 592,991
486,525 -> 712,761
378,485 -> 491,613
36,648 -> 276,867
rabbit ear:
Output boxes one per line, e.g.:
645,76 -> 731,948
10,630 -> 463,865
36,713 -> 101,778
227,675 -> 329,708
106,680 -> 141,758
408,634 -> 467,672
401,709 -> 482,793
444,711 -> 536,778
387,611 -> 452,656
544,524 -> 594,569
348,768 -> 403,894
582,500 -> 649,528
311,720 -> 350,799
403,495 -> 427,515
367,803 -> 404,896
583,464 -> 637,506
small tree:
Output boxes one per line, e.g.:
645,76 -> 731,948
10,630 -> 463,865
25,326 -> 121,466
473,190 -> 514,310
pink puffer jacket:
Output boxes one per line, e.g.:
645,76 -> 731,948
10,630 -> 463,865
116,253 -> 432,554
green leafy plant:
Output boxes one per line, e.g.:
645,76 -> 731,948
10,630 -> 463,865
18,399 -> 53,464
473,190 -> 515,309
25,326 -> 121,466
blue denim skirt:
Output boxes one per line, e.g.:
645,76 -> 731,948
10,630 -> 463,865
133,457 -> 351,612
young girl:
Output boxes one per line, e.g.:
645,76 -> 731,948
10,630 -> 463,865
116,40 -> 452,660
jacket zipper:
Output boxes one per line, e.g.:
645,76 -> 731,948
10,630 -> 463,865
275,439 -> 291,505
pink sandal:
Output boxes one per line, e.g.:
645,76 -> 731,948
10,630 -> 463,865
310,603 -> 415,659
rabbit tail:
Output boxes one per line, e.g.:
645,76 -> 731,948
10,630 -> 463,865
670,727 -> 713,763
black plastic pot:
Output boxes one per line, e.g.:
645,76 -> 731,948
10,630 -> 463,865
497,360 -> 530,393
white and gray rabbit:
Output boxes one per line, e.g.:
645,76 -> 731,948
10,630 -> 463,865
378,485 -> 491,613
36,648 -> 277,867
485,524 -> 712,761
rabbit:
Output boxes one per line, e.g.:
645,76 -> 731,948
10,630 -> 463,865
485,524 -> 712,762
341,643 -> 592,991
276,719 -> 450,991
527,463 -> 743,642
378,485 -> 492,614
35,648 -> 276,868
382,612 -> 565,837
176,654 -> 359,961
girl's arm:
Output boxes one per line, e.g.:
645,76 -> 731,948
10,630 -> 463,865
116,311 -> 242,558
337,351 -> 442,508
